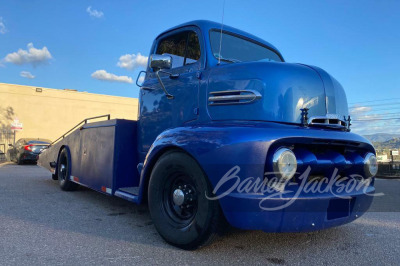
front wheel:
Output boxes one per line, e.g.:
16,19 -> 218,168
57,148 -> 78,191
148,150 -> 224,250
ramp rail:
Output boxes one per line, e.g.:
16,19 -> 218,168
50,114 -> 111,146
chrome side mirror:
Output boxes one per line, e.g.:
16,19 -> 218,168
148,54 -> 177,99
150,54 -> 172,70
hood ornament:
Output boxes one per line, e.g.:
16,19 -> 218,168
300,108 -> 309,127
344,115 -> 351,132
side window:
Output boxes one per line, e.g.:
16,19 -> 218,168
156,30 -> 201,69
186,32 -> 200,65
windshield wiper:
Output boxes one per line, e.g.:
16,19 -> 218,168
214,53 -> 242,64
219,57 -> 242,63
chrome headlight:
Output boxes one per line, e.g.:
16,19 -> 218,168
364,153 -> 378,177
273,148 -> 297,181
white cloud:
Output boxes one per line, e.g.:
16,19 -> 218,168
0,17 -> 6,34
117,53 -> 148,70
91,70 -> 133,83
4,43 -> 52,66
349,105 -> 400,135
86,6 -> 104,18
20,71 -> 35,79
352,120 -> 400,135
350,106 -> 372,115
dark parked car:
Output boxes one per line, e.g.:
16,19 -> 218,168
7,138 -> 51,165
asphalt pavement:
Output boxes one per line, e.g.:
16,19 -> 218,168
0,163 -> 399,265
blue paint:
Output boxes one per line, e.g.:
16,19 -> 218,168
39,20 -> 375,233
39,119 -> 139,196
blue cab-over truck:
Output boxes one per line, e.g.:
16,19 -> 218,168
39,20 -> 377,249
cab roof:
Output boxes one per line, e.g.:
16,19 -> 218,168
156,20 -> 283,58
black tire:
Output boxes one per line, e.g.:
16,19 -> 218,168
57,148 -> 78,191
17,155 -> 23,165
148,150 -> 224,250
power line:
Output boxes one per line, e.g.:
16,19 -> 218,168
361,106 -> 400,112
349,97 -> 400,105
354,114 -> 400,120
351,112 -> 400,118
354,112 -> 400,116
349,102 -> 400,109
353,117 -> 400,121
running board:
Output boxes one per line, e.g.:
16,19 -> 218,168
114,187 -> 139,203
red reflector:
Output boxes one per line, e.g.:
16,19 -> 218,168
101,186 -> 106,192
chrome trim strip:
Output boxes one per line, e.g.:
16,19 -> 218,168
208,90 -> 262,105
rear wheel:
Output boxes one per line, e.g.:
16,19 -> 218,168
148,150 -> 224,250
57,148 -> 78,191
17,155 -> 23,165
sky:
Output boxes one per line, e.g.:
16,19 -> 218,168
0,0 -> 399,135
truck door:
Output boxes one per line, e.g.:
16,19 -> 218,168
139,27 -> 203,152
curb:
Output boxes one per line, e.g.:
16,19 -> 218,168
0,162 -> 14,168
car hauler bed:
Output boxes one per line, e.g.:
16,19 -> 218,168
38,116 -> 141,202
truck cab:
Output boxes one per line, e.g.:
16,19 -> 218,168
39,20 -> 377,250
139,20 -> 349,153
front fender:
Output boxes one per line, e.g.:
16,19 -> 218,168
137,123 -> 272,203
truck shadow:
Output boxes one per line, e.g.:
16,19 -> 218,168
38,177 -> 365,253
0,165 -> 390,258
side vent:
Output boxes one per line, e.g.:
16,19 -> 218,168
208,90 -> 262,106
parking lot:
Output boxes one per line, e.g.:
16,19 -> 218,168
0,163 -> 399,265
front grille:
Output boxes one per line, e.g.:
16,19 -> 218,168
308,116 -> 347,129
265,138 -> 375,183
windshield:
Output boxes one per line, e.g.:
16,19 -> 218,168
209,30 -> 283,63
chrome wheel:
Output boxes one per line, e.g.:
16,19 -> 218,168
163,176 -> 197,225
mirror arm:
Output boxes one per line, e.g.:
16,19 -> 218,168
155,70 -> 174,99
